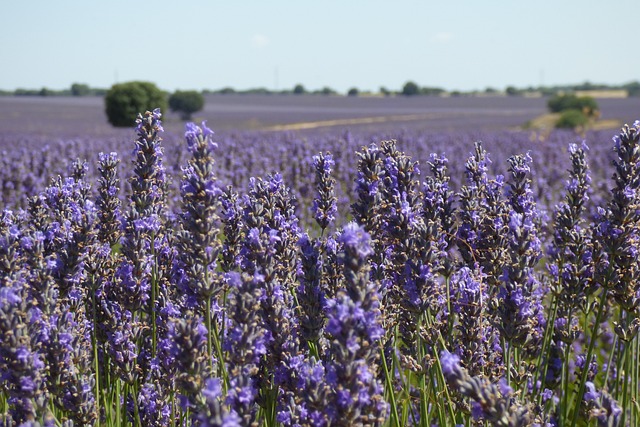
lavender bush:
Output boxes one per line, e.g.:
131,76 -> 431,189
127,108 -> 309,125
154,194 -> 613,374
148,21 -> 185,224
0,109 -> 639,427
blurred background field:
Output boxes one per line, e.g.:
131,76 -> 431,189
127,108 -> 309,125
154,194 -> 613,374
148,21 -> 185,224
2,93 -> 639,138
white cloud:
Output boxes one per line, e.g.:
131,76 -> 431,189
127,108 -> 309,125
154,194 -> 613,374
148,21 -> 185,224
251,34 -> 270,48
431,32 -> 453,43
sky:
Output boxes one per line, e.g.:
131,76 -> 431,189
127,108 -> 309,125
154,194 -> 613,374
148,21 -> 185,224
1,1 -> 638,93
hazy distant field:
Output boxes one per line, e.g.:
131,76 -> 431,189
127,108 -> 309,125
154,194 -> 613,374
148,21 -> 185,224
2,94 -> 639,138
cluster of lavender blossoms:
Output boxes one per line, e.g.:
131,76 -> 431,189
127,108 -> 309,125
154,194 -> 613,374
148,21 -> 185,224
2,110 -> 640,427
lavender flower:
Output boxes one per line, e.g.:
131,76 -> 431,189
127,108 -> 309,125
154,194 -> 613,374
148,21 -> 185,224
351,143 -> 384,239
0,278 -> 48,424
175,121 -> 224,311
440,350 -> 531,426
583,382 -> 622,427
96,151 -> 122,248
193,377 -> 242,427
423,152 -> 456,261
312,152 -> 338,234
163,315 -> 211,403
137,380 -> 171,427
595,121 -> 640,320
497,154 -> 544,351
219,186 -> 243,273
276,355 -> 332,427
452,265 -> 502,378
223,272 -> 267,425
296,233 -> 326,345
549,142 -> 594,312
324,223 -> 387,426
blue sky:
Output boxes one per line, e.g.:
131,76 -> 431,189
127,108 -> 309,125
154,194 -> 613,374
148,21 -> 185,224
1,1 -> 637,93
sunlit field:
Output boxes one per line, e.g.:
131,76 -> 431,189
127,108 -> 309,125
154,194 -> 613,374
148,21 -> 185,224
1,96 -> 640,426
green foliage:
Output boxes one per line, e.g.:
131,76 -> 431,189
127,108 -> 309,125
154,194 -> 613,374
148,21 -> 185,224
555,109 -> 589,129
401,81 -> 419,96
319,87 -> 337,95
71,83 -> 91,97
379,86 -> 391,97
169,90 -> 205,120
506,86 -> 520,96
104,81 -> 167,127
347,87 -> 359,97
624,81 -> 640,97
547,94 -> 599,117
293,84 -> 306,95
421,86 -> 445,96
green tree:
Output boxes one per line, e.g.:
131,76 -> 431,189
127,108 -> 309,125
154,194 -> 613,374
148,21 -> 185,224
506,86 -> 520,96
71,83 -> 91,96
104,81 -> 168,127
421,86 -> 445,96
623,81 -> 640,97
347,87 -> 359,97
555,109 -> 589,129
401,81 -> 419,96
547,94 -> 599,117
320,86 -> 337,95
293,84 -> 306,95
169,90 -> 205,120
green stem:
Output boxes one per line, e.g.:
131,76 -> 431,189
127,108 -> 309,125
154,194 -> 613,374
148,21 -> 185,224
630,334 -> 640,425
558,307 -> 577,427
570,288 -> 609,427
621,339 -> 630,427
535,295 -> 559,403
210,317 -> 229,390
380,346 -> 400,427
115,379 -> 121,427
426,369 -> 442,427
505,339 -> 512,387
633,335 -> 639,426
416,313 -> 429,426
601,333 -> 618,392
205,298 -> 214,370
1,392 -> 7,417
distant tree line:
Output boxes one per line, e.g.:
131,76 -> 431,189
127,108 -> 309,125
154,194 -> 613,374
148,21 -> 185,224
2,80 -> 640,98
2,83 -> 109,97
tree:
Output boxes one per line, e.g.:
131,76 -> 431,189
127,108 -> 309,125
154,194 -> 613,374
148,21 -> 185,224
547,94 -> 599,118
555,109 -> 589,129
71,83 -> 91,96
169,90 -> 205,120
401,81 -> 419,96
506,86 -> 520,96
347,87 -> 359,97
320,86 -> 337,95
104,81 -> 168,127
293,84 -> 306,95
421,86 -> 445,96
623,81 -> 640,97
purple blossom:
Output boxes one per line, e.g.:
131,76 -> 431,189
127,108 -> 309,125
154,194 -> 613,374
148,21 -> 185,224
338,222 -> 373,259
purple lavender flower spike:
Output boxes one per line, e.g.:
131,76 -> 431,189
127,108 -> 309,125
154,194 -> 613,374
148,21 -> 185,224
324,222 -> 387,426
312,152 -> 338,235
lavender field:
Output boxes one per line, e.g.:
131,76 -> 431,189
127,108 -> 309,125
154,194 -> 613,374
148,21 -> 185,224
1,96 -> 640,426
